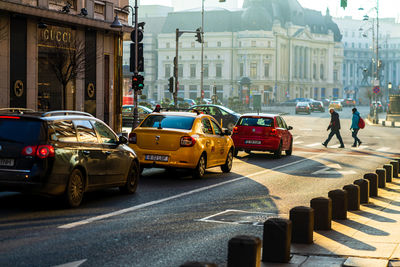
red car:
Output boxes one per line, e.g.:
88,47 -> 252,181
231,114 -> 293,158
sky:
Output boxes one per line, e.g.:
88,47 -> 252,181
139,0 -> 400,21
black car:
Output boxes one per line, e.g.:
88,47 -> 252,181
190,104 -> 240,130
122,105 -> 152,127
295,102 -> 311,114
310,101 -> 325,112
0,110 -> 140,207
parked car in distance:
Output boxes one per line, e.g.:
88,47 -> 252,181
295,102 -> 311,114
231,114 -> 293,158
122,105 -> 152,127
0,110 -> 140,208
281,98 -> 312,106
190,104 -> 240,130
310,100 -> 325,112
329,100 -> 343,111
371,101 -> 383,112
128,111 -> 234,179
320,98 -> 331,106
343,98 -> 356,107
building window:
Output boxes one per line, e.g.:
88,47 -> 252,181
251,41 -> 256,47
204,64 -> 209,78
320,64 -> 324,80
165,64 -> 171,78
166,42 -> 170,48
352,43 -> 355,48
313,63 -> 317,79
204,42 -> 208,47
189,85 -> 197,99
178,64 -> 183,78
334,70 -> 338,81
250,63 -> 257,78
268,41 -> 271,48
264,63 -> 270,78
190,64 -> 196,78
191,42 -> 195,48
216,63 -> 222,78
239,41 -> 241,47
240,63 -> 244,77
217,41 -> 221,47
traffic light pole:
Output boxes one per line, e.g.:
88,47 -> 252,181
132,0 -> 139,130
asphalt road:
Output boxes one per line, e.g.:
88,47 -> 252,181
0,106 -> 398,267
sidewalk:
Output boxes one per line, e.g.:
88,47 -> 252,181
367,113 -> 400,128
261,177 -> 400,267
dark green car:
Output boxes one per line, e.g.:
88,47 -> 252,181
190,104 -> 240,130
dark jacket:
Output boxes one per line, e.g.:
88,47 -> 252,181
328,111 -> 341,131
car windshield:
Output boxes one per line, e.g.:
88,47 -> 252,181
219,106 -> 238,115
0,118 -> 42,143
141,115 -> 195,130
238,117 -> 273,127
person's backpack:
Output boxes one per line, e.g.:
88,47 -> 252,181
358,116 -> 365,129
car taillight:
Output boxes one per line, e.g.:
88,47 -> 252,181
22,146 -> 37,156
180,136 -> 196,147
232,127 -> 238,134
128,132 -> 137,144
36,145 -> 55,159
0,116 -> 20,119
270,129 -> 277,136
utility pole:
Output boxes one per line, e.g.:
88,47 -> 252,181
200,0 -> 204,102
174,28 -> 180,108
132,0 -> 139,129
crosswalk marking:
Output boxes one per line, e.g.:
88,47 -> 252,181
293,141 -> 304,145
358,145 -> 369,149
306,143 -> 321,147
377,147 -> 390,152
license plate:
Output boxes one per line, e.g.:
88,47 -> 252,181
245,140 -> 261,145
0,158 -> 14,167
145,154 -> 169,162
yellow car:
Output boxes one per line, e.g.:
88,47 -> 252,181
328,100 -> 342,111
128,111 -> 234,178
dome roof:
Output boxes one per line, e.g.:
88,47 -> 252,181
241,5 -> 272,30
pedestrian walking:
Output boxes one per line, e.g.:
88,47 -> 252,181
322,108 -> 345,148
350,107 -> 362,147
153,104 -> 161,112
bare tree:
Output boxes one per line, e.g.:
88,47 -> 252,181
47,39 -> 86,109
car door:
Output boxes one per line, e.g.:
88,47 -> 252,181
200,117 -> 216,166
74,119 -> 107,187
276,117 -> 289,150
92,120 -> 128,184
210,118 -> 227,165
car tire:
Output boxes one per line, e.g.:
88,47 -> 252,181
64,169 -> 84,208
192,153 -> 206,179
233,148 -> 239,157
120,161 -> 140,194
274,141 -> 282,159
285,139 -> 293,156
221,149 -> 233,173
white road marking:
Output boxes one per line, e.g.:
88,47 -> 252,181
293,141 -> 304,145
58,153 -> 325,229
306,143 -> 321,147
358,145 -> 369,149
312,163 -> 356,175
52,260 -> 87,267
299,128 -> 313,131
377,147 -> 390,152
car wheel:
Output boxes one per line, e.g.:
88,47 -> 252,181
285,139 -> 293,156
233,148 -> 239,157
192,153 -> 206,179
274,141 -> 283,159
64,169 -> 84,208
120,161 -> 140,194
221,149 -> 233,173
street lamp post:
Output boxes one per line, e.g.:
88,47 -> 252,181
200,0 -> 204,102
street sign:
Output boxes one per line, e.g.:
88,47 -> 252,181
373,86 -> 380,94
373,80 -> 380,86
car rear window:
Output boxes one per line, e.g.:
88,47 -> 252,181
238,117 -> 273,127
141,115 -> 195,130
0,118 -> 43,143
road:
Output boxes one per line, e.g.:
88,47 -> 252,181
0,106 -> 399,267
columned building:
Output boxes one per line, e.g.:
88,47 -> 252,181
155,0 -> 343,104
0,0 -> 131,131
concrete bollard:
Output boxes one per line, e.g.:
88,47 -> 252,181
390,161 -> 399,178
310,197 -> 332,230
376,168 -> 386,188
227,235 -> 261,267
328,189 -> 348,220
354,179 -> 369,204
343,184 -> 360,211
262,218 -> 291,263
289,206 -> 314,244
364,173 -> 378,197
383,164 -> 393,183
181,262 -> 217,267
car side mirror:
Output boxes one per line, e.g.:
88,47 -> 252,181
288,126 -> 293,130
118,135 -> 128,145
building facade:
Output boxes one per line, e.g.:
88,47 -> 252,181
153,0 -> 343,104
0,0 -> 131,131
334,16 -> 400,103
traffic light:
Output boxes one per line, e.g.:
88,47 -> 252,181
168,77 -> 174,93
195,28 -> 202,43
341,0 -> 347,9
130,43 -> 144,72
132,74 -> 144,91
